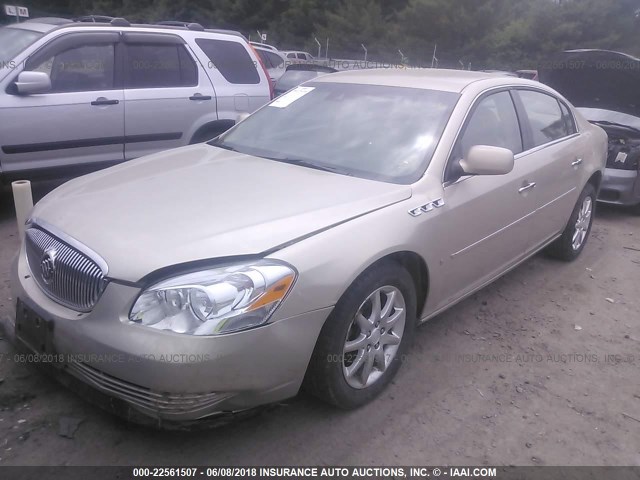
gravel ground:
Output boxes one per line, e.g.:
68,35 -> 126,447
0,182 -> 639,466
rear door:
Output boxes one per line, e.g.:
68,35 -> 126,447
0,31 -> 124,175
512,89 -> 584,247
122,32 -> 216,160
431,89 -> 540,309
194,37 -> 270,117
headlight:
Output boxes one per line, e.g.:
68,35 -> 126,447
128,260 -> 296,336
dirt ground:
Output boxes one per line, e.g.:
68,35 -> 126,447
0,181 -> 639,467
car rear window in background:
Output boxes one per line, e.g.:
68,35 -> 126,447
459,91 -> 522,158
518,90 -> 571,147
195,38 -> 259,84
125,44 -> 197,88
261,51 -> 284,69
31,44 -> 115,92
217,83 -> 459,184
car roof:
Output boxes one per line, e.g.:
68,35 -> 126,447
4,17 -> 247,40
311,68 -> 534,93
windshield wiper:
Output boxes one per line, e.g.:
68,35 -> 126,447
209,140 -> 238,152
590,120 -> 640,135
259,155 -> 353,176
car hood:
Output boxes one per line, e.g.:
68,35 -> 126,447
31,144 -> 412,282
539,49 -> 640,118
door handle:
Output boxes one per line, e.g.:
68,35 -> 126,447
518,182 -> 537,194
189,94 -> 212,101
571,158 -> 583,167
91,97 -> 119,106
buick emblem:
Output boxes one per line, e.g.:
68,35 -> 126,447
41,249 -> 57,284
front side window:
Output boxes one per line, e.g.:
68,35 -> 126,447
458,91 -> 523,159
517,90 -> 570,147
28,43 -> 115,93
213,82 -> 459,184
195,38 -> 259,84
125,44 -> 197,88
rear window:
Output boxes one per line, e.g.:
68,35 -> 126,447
195,38 -> 259,84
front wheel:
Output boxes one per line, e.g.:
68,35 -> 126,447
545,183 -> 596,261
304,261 -> 417,409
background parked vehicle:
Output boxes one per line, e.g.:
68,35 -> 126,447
516,69 -> 538,81
249,41 -> 278,52
282,50 -> 315,64
539,49 -> 640,214
253,45 -> 287,84
0,18 -> 272,182
274,64 -> 337,96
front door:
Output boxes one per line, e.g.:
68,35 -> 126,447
430,90 -> 539,310
0,31 -> 124,176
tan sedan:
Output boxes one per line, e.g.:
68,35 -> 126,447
8,69 -> 606,425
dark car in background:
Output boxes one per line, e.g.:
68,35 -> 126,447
540,49 -> 640,213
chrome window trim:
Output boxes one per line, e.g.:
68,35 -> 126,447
26,217 -> 109,275
442,84 -> 582,187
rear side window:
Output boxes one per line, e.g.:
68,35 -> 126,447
125,44 -> 197,88
458,91 -> 523,158
517,90 -> 570,147
287,53 -> 296,59
297,53 -> 306,60
28,43 -> 115,92
195,38 -> 259,84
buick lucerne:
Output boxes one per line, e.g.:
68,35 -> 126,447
7,69 -> 607,425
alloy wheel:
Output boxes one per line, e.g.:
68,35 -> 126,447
342,286 -> 406,389
572,196 -> 593,251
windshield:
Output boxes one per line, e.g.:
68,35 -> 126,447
213,82 -> 459,184
0,27 -> 43,64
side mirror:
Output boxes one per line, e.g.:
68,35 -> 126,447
460,145 -> 514,176
15,71 -> 51,95
236,112 -> 251,123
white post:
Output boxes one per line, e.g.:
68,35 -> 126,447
361,44 -> 368,62
314,37 -> 322,59
326,37 -> 330,59
12,180 -> 33,241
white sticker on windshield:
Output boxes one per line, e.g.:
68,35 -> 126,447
615,152 -> 628,163
269,86 -> 315,108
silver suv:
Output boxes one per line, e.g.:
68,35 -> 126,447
0,18 -> 272,180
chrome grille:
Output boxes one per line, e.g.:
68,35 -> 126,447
25,226 -> 108,311
66,361 -> 231,417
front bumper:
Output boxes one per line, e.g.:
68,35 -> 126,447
598,167 -> 640,206
6,248 -> 331,424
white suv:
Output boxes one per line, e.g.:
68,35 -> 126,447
0,18 -> 272,180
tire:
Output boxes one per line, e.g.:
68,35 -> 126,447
304,261 -> 417,409
545,183 -> 596,261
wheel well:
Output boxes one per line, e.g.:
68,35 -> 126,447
373,251 -> 429,319
587,171 -> 602,193
190,120 -> 236,144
